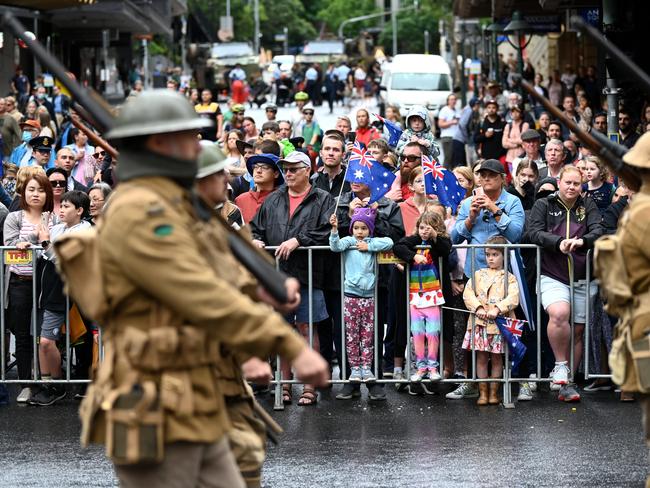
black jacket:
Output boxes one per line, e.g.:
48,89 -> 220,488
602,196 -> 628,235
474,116 -> 507,160
250,185 -> 334,288
310,169 -> 350,197
526,193 -> 603,284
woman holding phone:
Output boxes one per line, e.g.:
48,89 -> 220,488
3,172 -> 55,403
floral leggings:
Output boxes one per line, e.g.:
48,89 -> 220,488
343,296 -> 375,369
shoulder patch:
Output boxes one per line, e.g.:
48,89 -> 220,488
153,224 -> 174,237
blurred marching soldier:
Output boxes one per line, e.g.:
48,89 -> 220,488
60,90 -> 328,487
596,132 -> 650,488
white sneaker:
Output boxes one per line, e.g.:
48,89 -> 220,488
16,387 -> 32,403
551,362 -> 570,386
410,369 -> 428,382
517,382 -> 533,401
349,367 -> 362,382
445,382 -> 478,399
528,374 -> 538,392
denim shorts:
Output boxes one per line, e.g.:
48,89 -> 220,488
285,286 -> 328,325
539,275 -> 597,324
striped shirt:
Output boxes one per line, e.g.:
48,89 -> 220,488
9,217 -> 38,277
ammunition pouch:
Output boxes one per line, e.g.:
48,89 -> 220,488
119,325 -> 220,372
105,381 -> 164,465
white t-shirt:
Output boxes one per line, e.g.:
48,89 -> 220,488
438,106 -> 458,139
354,68 -> 366,81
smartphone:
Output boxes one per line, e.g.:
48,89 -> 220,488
347,131 -> 356,143
41,211 -> 50,227
472,187 -> 484,197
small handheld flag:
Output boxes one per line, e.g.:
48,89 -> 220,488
495,316 -> 527,374
421,155 -> 466,211
346,141 -> 396,204
373,113 -> 403,147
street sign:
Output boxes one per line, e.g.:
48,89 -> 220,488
274,34 -> 286,42
470,60 -> 482,75
219,16 -> 234,41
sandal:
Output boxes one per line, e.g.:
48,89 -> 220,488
282,385 -> 292,405
297,386 -> 318,406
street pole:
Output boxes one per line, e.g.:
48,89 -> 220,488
253,0 -> 260,55
283,27 -> 288,55
460,23 -> 467,106
181,15 -> 188,76
102,29 -> 109,94
602,0 -> 619,139
424,30 -> 429,54
391,0 -> 398,56
142,38 -> 149,89
226,0 -> 230,18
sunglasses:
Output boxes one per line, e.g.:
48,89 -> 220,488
50,180 -> 66,188
400,154 -> 421,162
93,151 -> 107,159
303,111 -> 314,115
282,166 -> 305,174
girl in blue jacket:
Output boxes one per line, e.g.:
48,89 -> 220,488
329,207 -> 393,382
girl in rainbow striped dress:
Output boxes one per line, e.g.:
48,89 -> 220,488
394,211 -> 452,382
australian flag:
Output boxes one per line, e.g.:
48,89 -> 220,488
373,113 -> 403,147
495,316 -> 527,373
421,155 -> 466,211
346,141 -> 396,204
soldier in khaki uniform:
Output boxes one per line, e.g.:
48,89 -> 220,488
194,143 -> 277,488
71,90 -> 328,488
597,132 -> 650,488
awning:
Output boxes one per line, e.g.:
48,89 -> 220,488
1,0 -> 96,9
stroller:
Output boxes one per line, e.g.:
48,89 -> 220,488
249,79 -> 271,108
275,75 -> 293,106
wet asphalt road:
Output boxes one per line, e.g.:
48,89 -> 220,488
0,382 -> 647,488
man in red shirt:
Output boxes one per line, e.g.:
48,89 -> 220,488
234,153 -> 282,224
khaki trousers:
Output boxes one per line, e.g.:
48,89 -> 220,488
115,438 -> 246,488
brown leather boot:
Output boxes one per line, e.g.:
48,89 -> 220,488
489,382 -> 500,405
477,383 -> 488,406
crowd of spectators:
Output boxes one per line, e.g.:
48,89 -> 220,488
0,58 -> 647,408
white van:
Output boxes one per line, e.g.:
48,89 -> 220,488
379,54 -> 452,116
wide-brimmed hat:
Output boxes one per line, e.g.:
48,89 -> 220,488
246,153 -> 283,185
20,119 -> 41,130
235,138 -> 255,156
196,142 -> 228,179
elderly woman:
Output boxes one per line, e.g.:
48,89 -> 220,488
527,165 -> 604,403
88,182 -> 113,225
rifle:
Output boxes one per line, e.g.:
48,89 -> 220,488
520,80 -> 641,192
2,11 -> 290,303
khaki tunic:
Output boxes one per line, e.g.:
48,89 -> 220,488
86,176 -> 305,446
619,186 -> 650,393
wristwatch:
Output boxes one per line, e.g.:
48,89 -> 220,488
493,209 -> 503,217
41,240 -> 50,248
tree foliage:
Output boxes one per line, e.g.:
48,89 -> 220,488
378,0 -> 451,55
317,0 -> 379,37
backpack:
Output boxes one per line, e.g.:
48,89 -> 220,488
53,225 -> 109,322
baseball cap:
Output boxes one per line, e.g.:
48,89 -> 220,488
279,151 -> 311,168
20,119 -> 41,130
231,104 -> 245,113
479,159 -> 506,175
484,98 -> 498,107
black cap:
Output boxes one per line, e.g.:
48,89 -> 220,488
28,136 -> 53,152
480,159 -> 505,175
289,136 -> 305,148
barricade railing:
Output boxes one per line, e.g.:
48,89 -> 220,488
0,241 -> 607,402
0,246 -> 96,385
263,243 -> 599,410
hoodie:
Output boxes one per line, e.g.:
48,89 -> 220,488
396,105 -> 440,157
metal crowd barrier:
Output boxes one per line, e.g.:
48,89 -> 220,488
0,246 -> 99,385
263,243 -> 601,410
0,241 -> 608,406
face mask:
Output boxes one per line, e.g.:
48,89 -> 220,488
37,93 -> 46,100
21,131 -> 33,143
